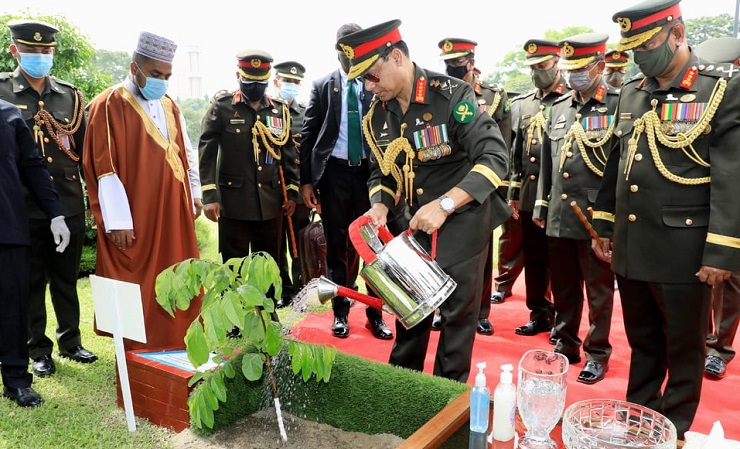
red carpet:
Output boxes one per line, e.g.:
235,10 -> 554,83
290,273 -> 740,440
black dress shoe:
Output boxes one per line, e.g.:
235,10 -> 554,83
549,327 -> 557,345
59,346 -> 98,363
226,326 -> 242,339
577,360 -> 608,384
3,387 -> 43,407
554,348 -> 582,365
431,311 -> 442,331
476,318 -> 494,335
332,316 -> 350,338
515,319 -> 551,336
32,355 -> 56,377
276,295 -> 293,309
491,290 -> 512,304
366,318 -> 393,340
705,355 -> 727,379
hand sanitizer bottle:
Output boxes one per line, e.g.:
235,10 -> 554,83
492,363 -> 516,442
470,361 -> 490,433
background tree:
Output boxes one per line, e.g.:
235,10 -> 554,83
685,13 -> 734,47
91,49 -> 130,85
177,96 -> 211,145
0,11 -> 110,101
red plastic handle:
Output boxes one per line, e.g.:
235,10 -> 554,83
349,215 -> 394,264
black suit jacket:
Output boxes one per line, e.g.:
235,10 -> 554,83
300,69 -> 373,187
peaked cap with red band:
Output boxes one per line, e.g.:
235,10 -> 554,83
523,39 -> 560,66
558,32 -> 609,71
236,49 -> 273,81
336,19 -> 402,80
605,50 -> 630,67
613,0 -> 682,51
438,37 -> 477,60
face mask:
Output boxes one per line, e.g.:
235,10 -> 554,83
19,52 -> 53,78
338,53 -> 351,72
531,66 -> 558,90
565,66 -> 596,92
279,82 -> 301,102
633,33 -> 676,78
446,64 -> 469,80
241,80 -> 268,101
135,63 -> 168,100
605,71 -> 625,87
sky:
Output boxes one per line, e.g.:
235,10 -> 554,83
3,0 -> 736,99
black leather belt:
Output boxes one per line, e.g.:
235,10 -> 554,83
328,156 -> 365,167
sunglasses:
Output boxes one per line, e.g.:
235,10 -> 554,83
359,57 -> 387,84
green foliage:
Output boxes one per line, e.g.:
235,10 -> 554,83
91,49 -> 131,85
154,253 -> 335,430
177,96 -> 211,145
685,13 -> 734,47
0,10 -> 111,101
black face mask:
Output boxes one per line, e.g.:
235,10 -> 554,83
241,81 -> 267,101
446,64 -> 468,80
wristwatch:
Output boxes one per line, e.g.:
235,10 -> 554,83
438,195 -> 455,215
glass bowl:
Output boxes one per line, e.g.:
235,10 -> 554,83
562,399 -> 677,449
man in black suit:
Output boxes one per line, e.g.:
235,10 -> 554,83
0,98 -> 71,407
300,23 -> 393,340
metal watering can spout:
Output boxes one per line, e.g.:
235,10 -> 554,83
315,276 -> 387,312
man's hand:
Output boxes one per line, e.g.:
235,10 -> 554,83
592,237 -> 612,263
301,184 -> 319,209
533,218 -> 546,229
283,200 -> 296,217
204,202 -> 220,222
194,198 -> 203,220
109,229 -> 135,251
696,266 -> 732,286
508,200 -> 520,219
409,200 -> 448,234
365,203 -> 390,229
50,216 -> 70,253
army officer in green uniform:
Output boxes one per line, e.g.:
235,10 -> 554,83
199,50 -> 299,280
592,0 -> 740,437
337,20 -> 512,382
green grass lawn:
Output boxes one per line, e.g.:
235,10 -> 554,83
0,217 -> 498,448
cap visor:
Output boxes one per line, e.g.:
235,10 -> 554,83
526,54 -> 556,66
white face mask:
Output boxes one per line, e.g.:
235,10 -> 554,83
279,82 -> 301,102
565,65 -> 596,92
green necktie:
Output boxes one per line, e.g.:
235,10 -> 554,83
347,80 -> 362,165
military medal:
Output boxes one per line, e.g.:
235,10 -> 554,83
414,124 -> 451,162
660,102 -> 707,135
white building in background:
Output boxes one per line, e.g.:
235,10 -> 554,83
169,45 -> 203,99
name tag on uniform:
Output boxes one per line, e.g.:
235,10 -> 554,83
230,118 -> 245,125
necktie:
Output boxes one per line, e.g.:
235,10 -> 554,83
347,80 -> 362,165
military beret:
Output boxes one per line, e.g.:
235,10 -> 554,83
135,31 -> 177,63
605,50 -> 630,67
558,32 -> 609,71
613,0 -> 682,51
236,49 -> 273,81
337,19 -> 402,80
274,61 -> 306,81
694,37 -> 740,64
438,37 -> 477,60
8,19 -> 58,47
523,39 -> 560,65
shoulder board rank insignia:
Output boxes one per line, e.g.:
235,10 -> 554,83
414,76 -> 427,103
453,101 -> 476,123
680,66 -> 698,90
554,83 -> 566,94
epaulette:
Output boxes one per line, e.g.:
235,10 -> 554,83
479,82 -> 504,93
699,62 -> 737,79
551,90 -> 573,106
213,89 -> 233,101
624,73 -> 644,86
516,89 -> 538,101
0,72 -> 11,80
269,95 -> 288,105
427,75 -> 463,100
50,76 -> 77,90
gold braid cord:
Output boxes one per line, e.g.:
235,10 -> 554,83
362,102 -> 416,204
526,106 -> 547,156
251,103 -> 291,163
559,113 -> 614,177
625,77 -> 726,183
33,90 -> 86,160
486,91 -> 502,117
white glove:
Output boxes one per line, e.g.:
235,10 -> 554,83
50,216 -> 71,253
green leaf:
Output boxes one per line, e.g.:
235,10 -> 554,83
241,352 -> 265,381
188,371 -> 205,387
202,381 -> 218,410
198,395 -> 215,429
184,320 -> 209,367
242,310 -> 265,346
290,342 -> 303,375
264,321 -> 283,356
222,290 -> 244,328
211,373 -> 227,402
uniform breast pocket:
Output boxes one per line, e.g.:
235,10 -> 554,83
615,120 -> 634,159
661,205 -> 709,229
548,129 -> 567,161
223,125 -> 248,148
63,166 -> 81,182
218,174 -> 243,189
